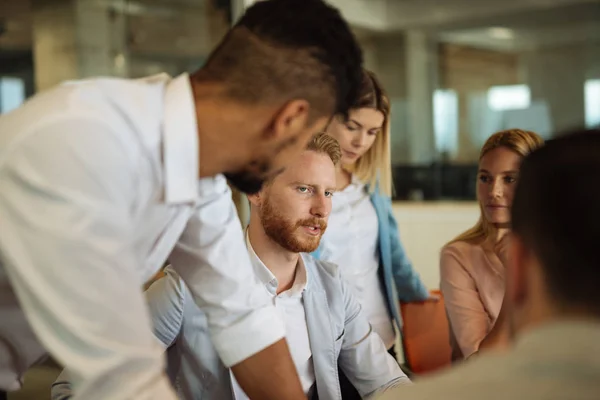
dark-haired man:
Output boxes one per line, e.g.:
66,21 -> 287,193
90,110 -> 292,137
380,128 -> 600,400
0,0 -> 363,398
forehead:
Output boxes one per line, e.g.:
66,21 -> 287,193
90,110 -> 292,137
480,146 -> 522,172
274,150 -> 336,187
348,107 -> 385,128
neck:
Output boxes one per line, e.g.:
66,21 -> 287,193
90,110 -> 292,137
336,165 -> 352,190
484,223 -> 510,248
247,218 -> 299,294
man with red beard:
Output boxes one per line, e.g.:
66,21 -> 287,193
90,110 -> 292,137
52,133 -> 408,400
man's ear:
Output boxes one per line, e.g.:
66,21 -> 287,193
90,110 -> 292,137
247,191 -> 262,207
506,233 -> 529,307
265,99 -> 310,141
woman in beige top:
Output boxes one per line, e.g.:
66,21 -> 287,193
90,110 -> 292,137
440,129 -> 544,360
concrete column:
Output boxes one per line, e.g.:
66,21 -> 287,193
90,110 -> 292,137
368,30 -> 439,165
31,0 -> 129,91
521,45 -> 587,134
404,30 -> 438,165
371,34 -> 410,165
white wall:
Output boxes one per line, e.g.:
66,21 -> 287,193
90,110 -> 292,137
392,201 -> 479,289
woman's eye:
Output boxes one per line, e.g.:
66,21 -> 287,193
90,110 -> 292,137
325,191 -> 334,198
346,124 -> 358,131
504,176 -> 517,184
478,175 -> 490,183
297,186 -> 309,193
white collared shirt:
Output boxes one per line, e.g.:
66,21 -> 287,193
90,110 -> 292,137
0,73 -> 285,399
320,176 -> 396,348
230,235 -> 315,399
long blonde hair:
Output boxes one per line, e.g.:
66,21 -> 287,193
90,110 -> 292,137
450,129 -> 544,245
346,69 -> 392,197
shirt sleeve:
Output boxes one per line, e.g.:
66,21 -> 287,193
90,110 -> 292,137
337,273 -> 411,398
440,246 -> 490,358
168,176 -> 286,367
145,266 -> 187,348
0,118 -> 176,400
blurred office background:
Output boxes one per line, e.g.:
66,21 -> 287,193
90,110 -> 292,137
1,0 -> 599,397
2,0 -> 599,201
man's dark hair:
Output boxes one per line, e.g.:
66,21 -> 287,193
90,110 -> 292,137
511,128 -> 600,315
192,0 -> 363,120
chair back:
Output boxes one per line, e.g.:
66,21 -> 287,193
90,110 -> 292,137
400,289 -> 452,375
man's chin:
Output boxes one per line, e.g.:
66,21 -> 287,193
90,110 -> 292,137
293,235 -> 322,253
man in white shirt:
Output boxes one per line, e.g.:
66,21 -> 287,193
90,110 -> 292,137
52,133 -> 409,400
0,0 -> 364,398
379,129 -> 600,400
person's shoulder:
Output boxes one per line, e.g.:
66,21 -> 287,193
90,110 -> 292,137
302,252 -> 340,279
380,355 -> 512,400
442,240 -> 483,260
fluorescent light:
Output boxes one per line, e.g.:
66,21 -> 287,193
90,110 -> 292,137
487,84 -> 531,111
488,27 -> 515,40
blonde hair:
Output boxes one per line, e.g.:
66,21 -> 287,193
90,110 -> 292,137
307,132 -> 342,165
346,69 -> 392,197
449,129 -> 544,245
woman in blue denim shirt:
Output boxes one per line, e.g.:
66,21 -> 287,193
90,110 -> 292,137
312,70 -> 433,371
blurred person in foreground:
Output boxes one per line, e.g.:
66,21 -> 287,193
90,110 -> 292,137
0,0 -> 363,398
378,128 -> 600,400
52,133 -> 409,400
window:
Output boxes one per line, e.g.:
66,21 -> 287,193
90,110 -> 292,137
584,79 -> 600,128
0,77 -> 26,114
487,84 -> 530,111
433,89 -> 459,156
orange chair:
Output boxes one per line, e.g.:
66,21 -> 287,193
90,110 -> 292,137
399,289 -> 452,375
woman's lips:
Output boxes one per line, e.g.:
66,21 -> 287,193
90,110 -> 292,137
343,149 -> 359,159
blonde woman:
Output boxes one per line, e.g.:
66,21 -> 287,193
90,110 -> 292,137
441,129 -> 544,360
312,70 -> 431,389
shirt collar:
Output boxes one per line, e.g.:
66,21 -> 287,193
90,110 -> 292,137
350,174 -> 363,186
245,231 -> 308,297
338,173 -> 365,194
162,73 -> 198,204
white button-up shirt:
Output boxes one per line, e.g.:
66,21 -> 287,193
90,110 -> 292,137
320,176 -> 395,348
231,234 -> 315,399
0,73 -> 285,399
